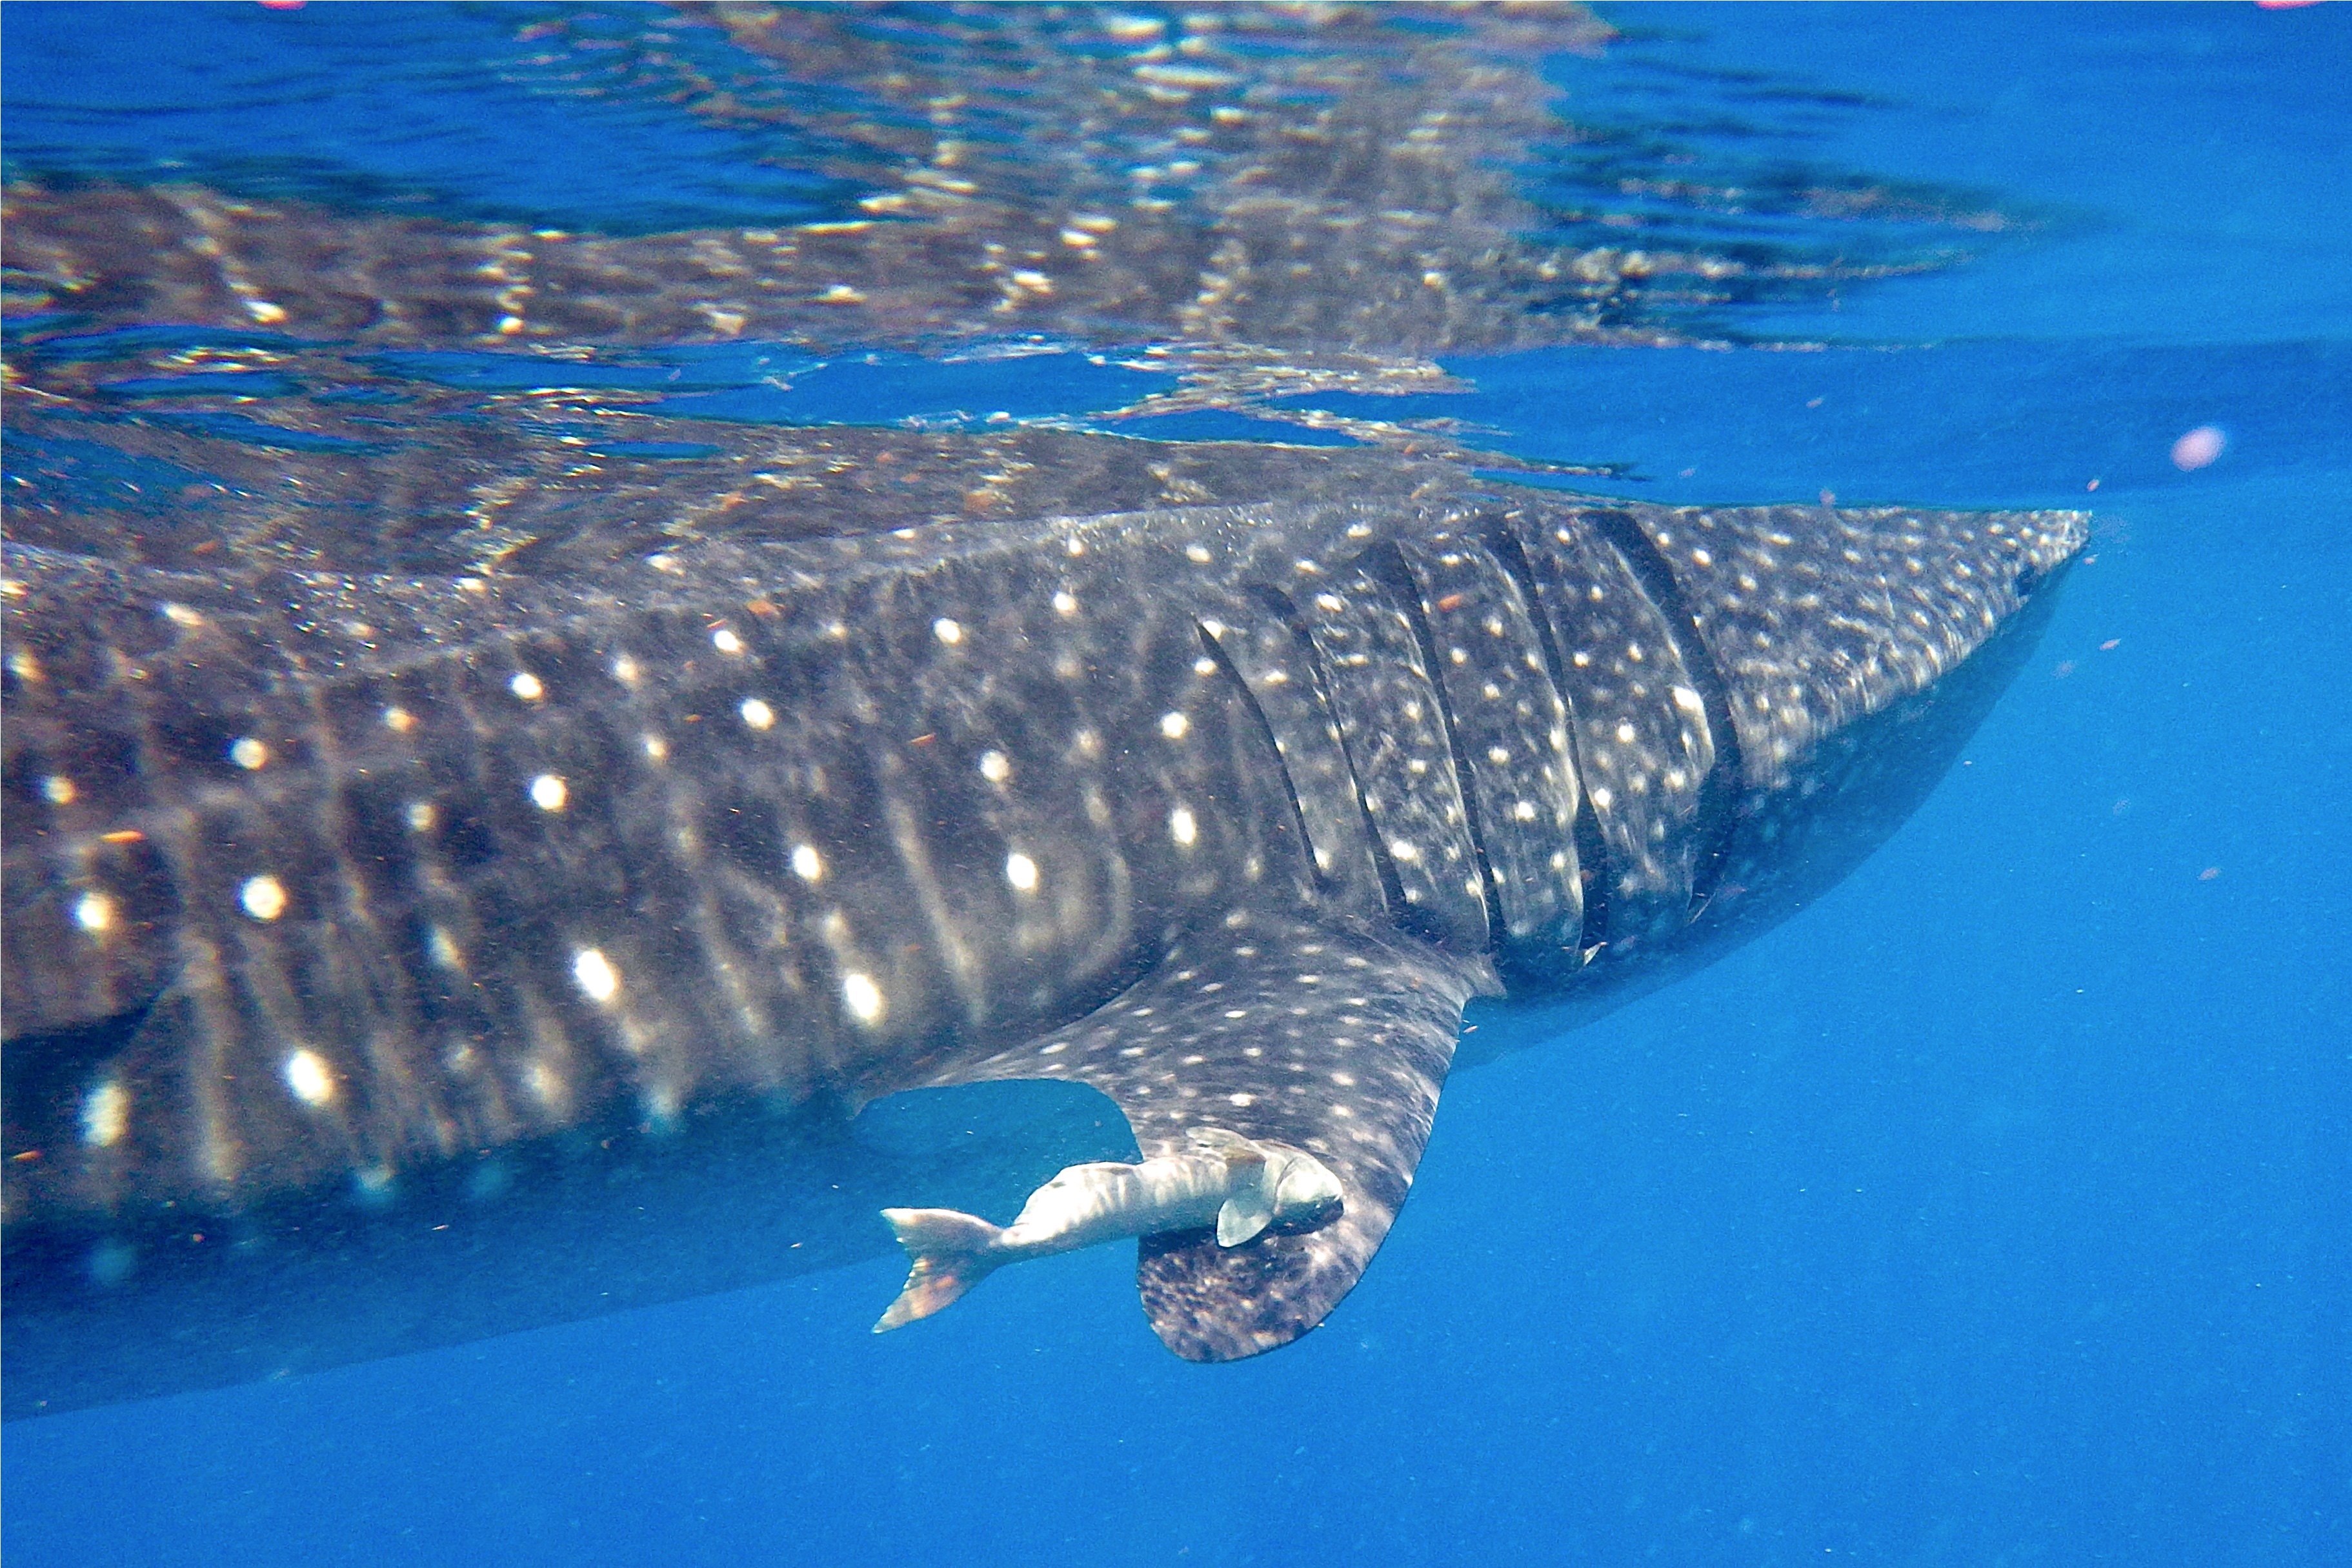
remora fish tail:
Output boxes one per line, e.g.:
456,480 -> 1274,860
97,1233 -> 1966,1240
875,1209 -> 1007,1331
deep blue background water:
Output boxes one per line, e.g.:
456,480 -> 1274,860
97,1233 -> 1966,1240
5,5 -> 2346,1564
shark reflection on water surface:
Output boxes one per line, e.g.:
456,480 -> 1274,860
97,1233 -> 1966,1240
1,3 -> 2082,1414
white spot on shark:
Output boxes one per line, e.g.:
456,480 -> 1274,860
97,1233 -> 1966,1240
572,947 -> 620,1004
283,1049 -> 334,1107
81,1081 -> 128,1147
843,972 -> 887,1025
240,875 -> 287,921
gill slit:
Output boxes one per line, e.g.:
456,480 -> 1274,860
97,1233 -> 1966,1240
1578,508 -> 1747,916
1483,510 -> 1612,956
1354,538 -> 1510,955
1250,582 -> 1414,930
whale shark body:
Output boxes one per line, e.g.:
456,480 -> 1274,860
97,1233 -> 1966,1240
1,453 -> 2083,1405
1,4 -> 2084,1414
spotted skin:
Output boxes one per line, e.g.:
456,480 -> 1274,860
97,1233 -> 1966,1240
3,481 -> 2084,1363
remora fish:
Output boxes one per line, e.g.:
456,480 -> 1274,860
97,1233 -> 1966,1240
3,468 -> 2085,1380
876,1126 -> 1343,1332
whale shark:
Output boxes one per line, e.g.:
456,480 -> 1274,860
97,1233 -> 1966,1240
0,445 -> 2084,1404
1,3 -> 2082,1414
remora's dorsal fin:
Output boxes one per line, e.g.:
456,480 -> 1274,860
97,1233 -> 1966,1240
940,912 -> 1483,1360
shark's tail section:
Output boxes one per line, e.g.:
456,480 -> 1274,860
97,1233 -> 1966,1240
873,1207 -> 1007,1331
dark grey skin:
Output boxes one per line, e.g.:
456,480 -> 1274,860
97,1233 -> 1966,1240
3,462 -> 2083,1388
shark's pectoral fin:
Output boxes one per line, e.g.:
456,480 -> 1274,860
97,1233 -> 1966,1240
945,911 -> 1482,1360
1126,920 -> 1478,1361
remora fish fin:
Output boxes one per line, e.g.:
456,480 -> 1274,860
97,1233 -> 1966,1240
1187,1127 -> 1277,1247
943,911 -> 1483,1360
874,1208 -> 1008,1332
1216,1192 -> 1275,1249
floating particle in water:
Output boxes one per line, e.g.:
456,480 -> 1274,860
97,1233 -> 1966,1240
2171,426 -> 2226,471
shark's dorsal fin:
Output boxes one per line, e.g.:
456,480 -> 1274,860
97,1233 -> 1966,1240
941,910 -> 1483,1360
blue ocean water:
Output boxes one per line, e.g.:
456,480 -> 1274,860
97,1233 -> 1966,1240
3,5 -> 2346,1564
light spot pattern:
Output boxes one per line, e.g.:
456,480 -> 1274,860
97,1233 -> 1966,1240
1620,503 -> 2086,785
0,484 -> 2083,1323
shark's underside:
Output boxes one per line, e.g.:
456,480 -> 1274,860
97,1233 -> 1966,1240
2,3 -> 2082,1415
